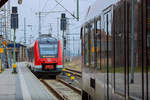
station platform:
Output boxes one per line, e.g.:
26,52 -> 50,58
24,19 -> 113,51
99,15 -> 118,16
0,62 -> 57,100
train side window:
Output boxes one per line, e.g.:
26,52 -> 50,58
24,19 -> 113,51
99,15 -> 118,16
80,27 -> 84,57
89,23 -> 95,67
96,19 -> 101,70
84,26 -> 89,67
114,3 -> 125,95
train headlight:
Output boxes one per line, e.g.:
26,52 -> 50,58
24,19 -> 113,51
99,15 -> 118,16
57,65 -> 63,68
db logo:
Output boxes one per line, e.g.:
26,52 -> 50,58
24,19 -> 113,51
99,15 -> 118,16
48,59 -> 51,62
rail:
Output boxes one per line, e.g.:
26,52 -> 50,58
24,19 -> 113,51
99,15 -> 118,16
64,68 -> 82,78
56,78 -> 81,94
41,79 -> 66,100
41,78 -> 81,100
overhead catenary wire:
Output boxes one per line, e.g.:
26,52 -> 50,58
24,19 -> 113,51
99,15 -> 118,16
41,0 -> 49,12
54,0 -> 77,19
50,0 -> 64,11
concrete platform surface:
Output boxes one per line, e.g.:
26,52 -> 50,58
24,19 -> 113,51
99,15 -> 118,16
0,68 -> 16,100
0,62 -> 57,100
17,62 -> 57,100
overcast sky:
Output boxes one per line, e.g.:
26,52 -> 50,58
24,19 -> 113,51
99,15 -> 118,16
10,0 -> 95,44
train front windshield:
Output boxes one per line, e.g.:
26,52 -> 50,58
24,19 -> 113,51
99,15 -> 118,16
39,43 -> 58,58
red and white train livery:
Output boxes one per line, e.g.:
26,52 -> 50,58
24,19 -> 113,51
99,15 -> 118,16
27,34 -> 63,75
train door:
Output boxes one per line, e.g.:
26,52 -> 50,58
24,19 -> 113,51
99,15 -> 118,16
103,6 -> 113,100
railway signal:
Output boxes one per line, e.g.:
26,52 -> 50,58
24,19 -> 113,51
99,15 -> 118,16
60,13 -> 67,67
11,6 -> 18,74
60,13 -> 67,31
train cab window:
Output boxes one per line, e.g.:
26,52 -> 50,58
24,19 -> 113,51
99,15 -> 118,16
39,42 -> 58,58
84,26 -> 89,67
96,19 -> 101,70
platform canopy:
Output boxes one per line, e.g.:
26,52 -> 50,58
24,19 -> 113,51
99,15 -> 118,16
0,0 -> 8,8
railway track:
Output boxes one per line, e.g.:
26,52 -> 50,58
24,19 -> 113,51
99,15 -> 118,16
41,78 -> 81,100
64,68 -> 82,78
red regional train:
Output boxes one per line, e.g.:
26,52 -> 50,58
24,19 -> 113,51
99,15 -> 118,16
27,34 -> 63,76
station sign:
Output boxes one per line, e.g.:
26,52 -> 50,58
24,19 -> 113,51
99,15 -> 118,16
8,43 -> 20,48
